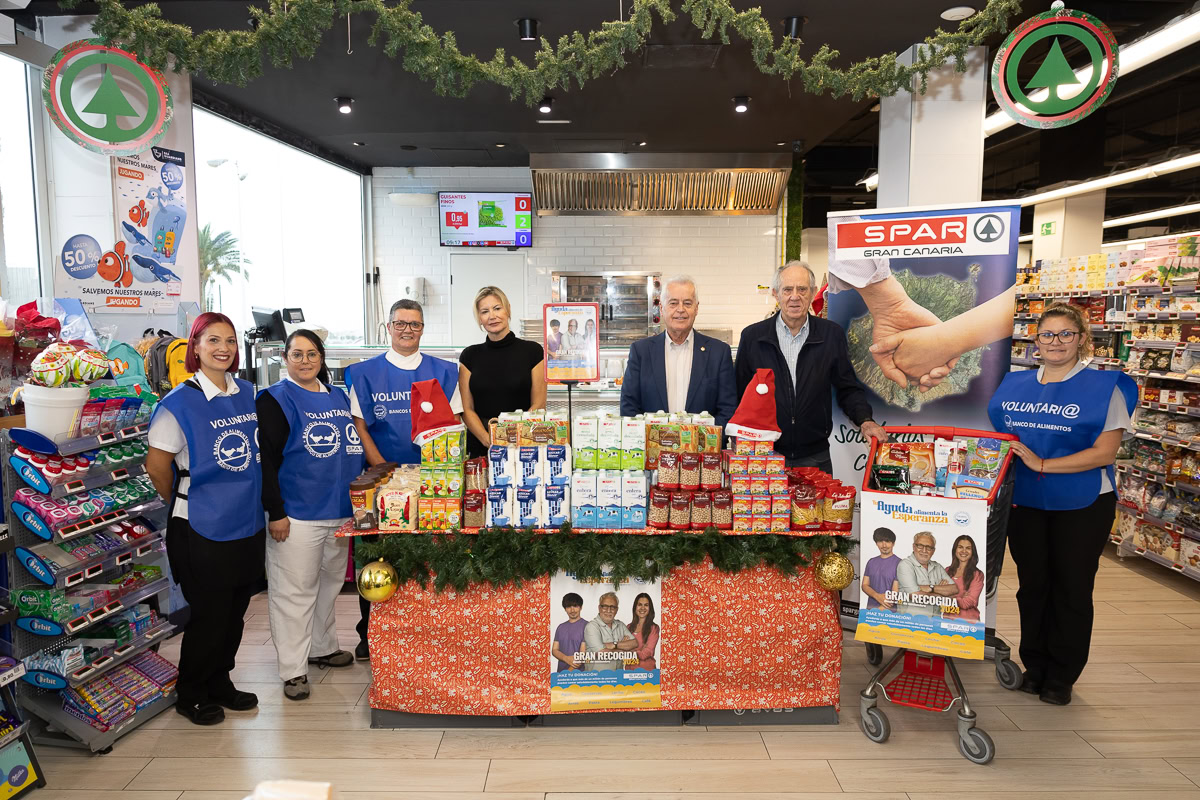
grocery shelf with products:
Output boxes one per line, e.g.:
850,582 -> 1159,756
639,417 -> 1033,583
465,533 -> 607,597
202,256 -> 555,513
1014,234 -> 1200,582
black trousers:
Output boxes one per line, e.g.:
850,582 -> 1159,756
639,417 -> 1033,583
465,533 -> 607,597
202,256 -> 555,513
357,596 -> 370,643
1006,492 -> 1116,688
166,516 -> 265,705
785,449 -> 834,475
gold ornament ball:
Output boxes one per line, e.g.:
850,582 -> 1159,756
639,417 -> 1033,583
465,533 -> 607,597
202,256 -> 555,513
814,552 -> 854,592
357,559 -> 399,603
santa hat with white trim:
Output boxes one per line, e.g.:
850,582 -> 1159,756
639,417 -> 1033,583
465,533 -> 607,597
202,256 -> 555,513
724,368 -> 782,441
410,379 -> 465,445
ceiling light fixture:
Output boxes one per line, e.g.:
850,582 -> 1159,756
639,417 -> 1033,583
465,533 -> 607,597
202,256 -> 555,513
636,141 -> 647,147
1102,201 -> 1200,229
1020,151 -> 1200,207
1017,233 -> 1033,243
516,18 -> 538,41
782,16 -> 805,41
494,142 -> 507,148
984,7 -> 1200,137
538,97 -> 553,114
775,141 -> 787,146
351,141 -> 366,147
335,96 -> 354,114
940,6 -> 976,21
536,119 -> 572,124
856,170 -> 879,192
733,96 -> 751,113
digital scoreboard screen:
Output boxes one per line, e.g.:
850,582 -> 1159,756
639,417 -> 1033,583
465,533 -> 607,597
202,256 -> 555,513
438,191 -> 533,247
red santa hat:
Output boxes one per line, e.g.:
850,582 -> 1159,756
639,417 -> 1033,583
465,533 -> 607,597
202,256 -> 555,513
724,368 -> 782,442
410,379 -> 464,445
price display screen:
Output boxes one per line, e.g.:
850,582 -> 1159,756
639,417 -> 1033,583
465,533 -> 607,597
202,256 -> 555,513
438,192 -> 533,247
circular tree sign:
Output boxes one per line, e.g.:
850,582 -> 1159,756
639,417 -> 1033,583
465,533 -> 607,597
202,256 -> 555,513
990,4 -> 1118,129
42,39 -> 174,156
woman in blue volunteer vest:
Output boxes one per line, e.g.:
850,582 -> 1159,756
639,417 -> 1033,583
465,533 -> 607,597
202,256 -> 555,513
146,312 -> 265,726
987,303 -> 1137,706
344,298 -> 460,659
257,329 -> 364,701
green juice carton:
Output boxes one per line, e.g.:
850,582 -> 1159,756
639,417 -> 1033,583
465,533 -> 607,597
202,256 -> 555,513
597,415 -> 622,469
620,416 -> 645,470
572,414 -> 598,470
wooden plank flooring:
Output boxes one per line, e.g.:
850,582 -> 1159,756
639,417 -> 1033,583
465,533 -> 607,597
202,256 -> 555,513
32,545 -> 1200,799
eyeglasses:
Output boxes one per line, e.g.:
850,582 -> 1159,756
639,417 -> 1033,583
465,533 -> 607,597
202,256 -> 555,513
598,604 -> 618,610
389,321 -> 425,331
914,544 -> 935,552
287,351 -> 321,362
1036,330 -> 1079,343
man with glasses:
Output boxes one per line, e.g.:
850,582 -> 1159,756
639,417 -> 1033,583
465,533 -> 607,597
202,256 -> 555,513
344,299 -> 461,659
895,532 -> 958,617
582,593 -> 637,672
734,261 -> 886,472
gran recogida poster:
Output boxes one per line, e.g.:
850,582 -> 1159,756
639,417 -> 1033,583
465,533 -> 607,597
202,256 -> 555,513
825,203 -> 1020,616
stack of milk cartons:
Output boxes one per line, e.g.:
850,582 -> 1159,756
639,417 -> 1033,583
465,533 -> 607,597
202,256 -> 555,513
570,413 -> 648,529
487,410 -> 573,529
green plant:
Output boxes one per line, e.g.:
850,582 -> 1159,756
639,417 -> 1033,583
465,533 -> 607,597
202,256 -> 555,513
197,223 -> 249,311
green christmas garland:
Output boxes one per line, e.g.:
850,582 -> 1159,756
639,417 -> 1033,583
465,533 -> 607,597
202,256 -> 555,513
61,0 -> 1023,103
355,525 -> 854,593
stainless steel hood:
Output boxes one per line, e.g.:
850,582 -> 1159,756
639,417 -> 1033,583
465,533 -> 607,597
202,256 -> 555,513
530,153 -> 791,216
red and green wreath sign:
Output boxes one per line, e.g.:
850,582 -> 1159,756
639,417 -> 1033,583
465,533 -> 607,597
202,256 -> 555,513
990,3 -> 1118,129
42,39 -> 174,157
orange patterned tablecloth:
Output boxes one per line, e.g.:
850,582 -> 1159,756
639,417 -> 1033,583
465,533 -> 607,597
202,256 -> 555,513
367,557 -> 842,716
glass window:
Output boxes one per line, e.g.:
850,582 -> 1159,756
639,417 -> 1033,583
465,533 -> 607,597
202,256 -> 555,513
0,54 -> 42,305
192,108 -> 365,344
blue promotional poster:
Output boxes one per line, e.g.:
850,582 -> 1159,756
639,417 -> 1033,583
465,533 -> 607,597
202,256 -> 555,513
549,570 -> 661,712
826,203 -> 1020,616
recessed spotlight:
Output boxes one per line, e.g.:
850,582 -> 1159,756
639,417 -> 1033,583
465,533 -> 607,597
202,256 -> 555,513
352,141 -> 366,147
400,144 -> 418,151
538,97 -> 553,114
516,18 -> 538,41
636,141 -> 647,147
782,16 -> 806,42
733,96 -> 750,113
940,6 -> 976,21
775,141 -> 786,146
495,142 -> 507,148
335,96 -> 354,114
536,119 -> 571,124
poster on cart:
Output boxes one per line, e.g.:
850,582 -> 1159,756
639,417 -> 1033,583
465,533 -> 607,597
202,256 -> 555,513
543,303 -> 600,383
549,569 -> 661,712
825,203 -> 1020,616
855,491 -> 988,659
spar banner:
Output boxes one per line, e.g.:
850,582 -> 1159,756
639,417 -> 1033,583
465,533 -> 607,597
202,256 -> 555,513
549,570 -> 661,712
826,203 -> 1019,616
855,491 -> 988,659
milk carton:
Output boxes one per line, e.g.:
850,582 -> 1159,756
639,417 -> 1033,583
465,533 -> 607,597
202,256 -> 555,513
488,445 -> 516,486
621,416 -> 646,470
517,446 -> 543,487
516,486 -> 541,528
486,485 -> 514,528
572,470 -> 597,527
544,484 -> 571,527
572,415 -> 598,470
546,444 -> 572,485
597,415 -> 622,469
596,469 -> 623,528
621,470 -> 648,529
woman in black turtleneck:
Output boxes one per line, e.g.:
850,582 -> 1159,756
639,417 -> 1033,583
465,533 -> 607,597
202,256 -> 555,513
459,286 -> 546,459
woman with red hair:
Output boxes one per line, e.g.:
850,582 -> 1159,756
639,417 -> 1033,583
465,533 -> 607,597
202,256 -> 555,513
146,312 -> 265,725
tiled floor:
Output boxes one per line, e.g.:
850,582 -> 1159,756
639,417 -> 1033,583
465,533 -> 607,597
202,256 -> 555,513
30,544 -> 1200,799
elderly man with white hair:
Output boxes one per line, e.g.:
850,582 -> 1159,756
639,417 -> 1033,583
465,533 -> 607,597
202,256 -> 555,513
619,275 -> 737,429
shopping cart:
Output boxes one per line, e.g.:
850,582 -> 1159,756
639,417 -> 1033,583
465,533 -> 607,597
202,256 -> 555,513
854,426 -> 1019,764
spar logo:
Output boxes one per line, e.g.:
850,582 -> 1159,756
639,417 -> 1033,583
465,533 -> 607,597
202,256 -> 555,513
839,216 -> 967,248
213,429 -> 252,472
974,214 -> 1005,243
345,423 -> 363,456
302,421 -> 340,458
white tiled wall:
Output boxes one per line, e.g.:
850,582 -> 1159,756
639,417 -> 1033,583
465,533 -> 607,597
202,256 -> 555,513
372,167 -> 783,346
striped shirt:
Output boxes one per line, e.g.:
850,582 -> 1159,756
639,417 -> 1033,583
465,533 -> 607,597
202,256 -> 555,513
775,313 -> 811,388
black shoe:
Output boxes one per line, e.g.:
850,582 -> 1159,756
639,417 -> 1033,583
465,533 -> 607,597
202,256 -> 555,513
1018,672 -> 1043,695
355,640 -> 370,661
175,700 -> 225,725
211,687 -> 259,711
1039,684 -> 1072,705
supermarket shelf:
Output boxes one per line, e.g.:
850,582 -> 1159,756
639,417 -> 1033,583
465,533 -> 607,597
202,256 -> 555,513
1130,341 -> 1200,351
1134,546 -> 1183,572
0,663 -> 27,689
24,687 -> 175,753
1012,335 -> 1035,342
16,575 -> 169,640
1114,464 -> 1200,496
1019,289 -> 1116,299
0,721 -> 30,754
1134,311 -> 1200,320
50,424 -> 149,458
1139,401 -> 1200,418
1133,431 -> 1200,453
40,465 -> 146,500
65,620 -> 175,687
1090,323 -> 1125,331
1115,502 -> 1200,544
17,531 -> 163,589
1011,358 -> 1040,367
1129,282 -> 1199,296
1129,370 -> 1200,384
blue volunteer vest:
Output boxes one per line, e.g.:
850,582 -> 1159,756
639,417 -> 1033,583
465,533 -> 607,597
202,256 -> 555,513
262,380 -> 365,521
344,352 -> 458,464
987,367 -> 1137,511
153,377 -> 264,541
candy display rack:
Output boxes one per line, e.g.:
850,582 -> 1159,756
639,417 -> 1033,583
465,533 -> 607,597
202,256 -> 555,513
2,429 -> 177,752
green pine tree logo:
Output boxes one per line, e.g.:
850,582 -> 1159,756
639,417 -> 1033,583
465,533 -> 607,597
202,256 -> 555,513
81,68 -> 139,139
1025,38 -> 1080,111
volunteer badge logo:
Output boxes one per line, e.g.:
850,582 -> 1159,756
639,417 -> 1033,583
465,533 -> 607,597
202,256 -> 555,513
302,421 -> 341,458
213,430 -> 252,472
991,2 -> 1118,129
42,39 -> 174,156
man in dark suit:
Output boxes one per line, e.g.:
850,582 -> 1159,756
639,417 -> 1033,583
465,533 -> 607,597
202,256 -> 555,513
620,275 -> 737,428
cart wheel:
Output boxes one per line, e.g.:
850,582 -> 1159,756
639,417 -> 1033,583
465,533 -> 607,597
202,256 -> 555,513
865,643 -> 883,666
995,657 -> 1022,690
958,727 -> 995,764
859,706 -> 891,743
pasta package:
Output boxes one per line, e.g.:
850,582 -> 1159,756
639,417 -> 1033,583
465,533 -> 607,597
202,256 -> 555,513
823,484 -> 855,532
790,485 -> 821,530
875,443 -> 910,467
907,443 -> 935,488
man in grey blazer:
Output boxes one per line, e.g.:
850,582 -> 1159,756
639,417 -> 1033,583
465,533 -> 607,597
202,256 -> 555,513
619,275 -> 737,429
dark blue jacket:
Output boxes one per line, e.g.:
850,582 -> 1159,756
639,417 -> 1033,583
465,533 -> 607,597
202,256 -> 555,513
619,331 -> 737,429
734,313 -> 874,460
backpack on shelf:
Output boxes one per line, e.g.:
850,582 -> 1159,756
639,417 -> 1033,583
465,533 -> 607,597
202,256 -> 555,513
141,328 -> 192,396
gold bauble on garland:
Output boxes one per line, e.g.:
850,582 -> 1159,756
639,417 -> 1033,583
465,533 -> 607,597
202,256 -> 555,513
357,558 -> 399,603
814,551 -> 854,592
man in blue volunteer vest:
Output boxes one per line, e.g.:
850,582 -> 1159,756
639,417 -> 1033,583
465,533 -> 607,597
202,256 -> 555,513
344,298 -> 461,659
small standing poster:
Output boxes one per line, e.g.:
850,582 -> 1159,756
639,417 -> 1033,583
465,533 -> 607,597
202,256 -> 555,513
543,303 -> 600,383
